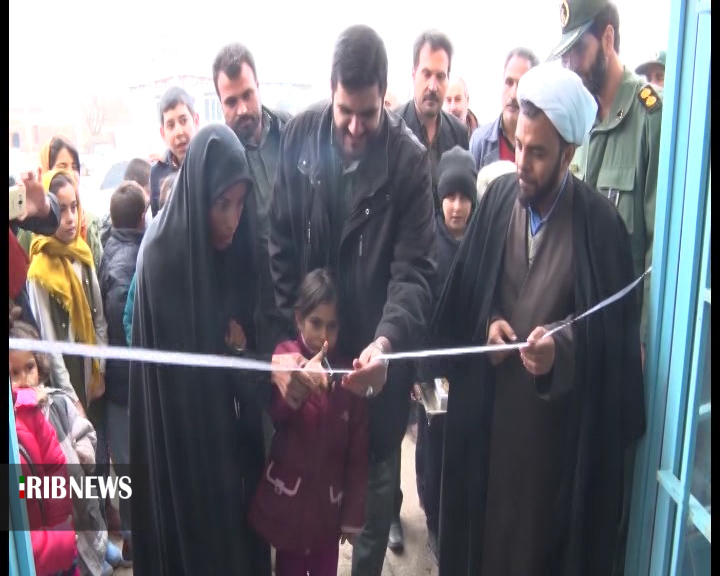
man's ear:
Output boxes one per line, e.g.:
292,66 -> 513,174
159,125 -> 165,141
193,113 -> 200,127
603,24 -> 615,54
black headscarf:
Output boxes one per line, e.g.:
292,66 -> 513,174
129,124 -> 271,576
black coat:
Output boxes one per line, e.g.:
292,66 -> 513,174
430,173 -> 645,576
129,125 -> 270,576
269,101 -> 437,460
393,101 -> 469,154
98,228 -> 144,406
393,101 -> 469,206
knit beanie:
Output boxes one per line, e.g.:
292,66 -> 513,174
437,146 -> 478,205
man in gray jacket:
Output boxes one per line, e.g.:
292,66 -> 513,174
469,47 -> 539,170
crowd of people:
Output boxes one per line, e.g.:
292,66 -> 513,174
9,0 -> 665,575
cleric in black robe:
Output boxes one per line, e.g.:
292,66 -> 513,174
429,64 -> 646,576
128,124 -> 273,575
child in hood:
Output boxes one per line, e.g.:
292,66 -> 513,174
10,320 -> 130,575
12,357 -> 79,576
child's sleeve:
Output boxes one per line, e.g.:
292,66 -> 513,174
30,527 -> 77,576
341,397 -> 369,535
267,340 -> 304,425
89,268 -> 108,373
124,273 -> 137,346
31,408 -> 73,526
48,353 -> 80,405
64,396 -> 97,473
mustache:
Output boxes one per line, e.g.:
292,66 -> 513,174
234,114 -> 257,127
423,91 -> 440,102
506,98 -> 519,110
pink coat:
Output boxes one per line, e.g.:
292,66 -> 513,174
249,339 -> 369,554
14,388 -> 78,576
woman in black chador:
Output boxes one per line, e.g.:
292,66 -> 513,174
129,123 -> 272,575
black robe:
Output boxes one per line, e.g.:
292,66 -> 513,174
430,173 -> 645,576
129,124 -> 271,576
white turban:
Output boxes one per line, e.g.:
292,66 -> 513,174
516,63 -> 597,146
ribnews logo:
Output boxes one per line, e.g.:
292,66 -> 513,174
18,474 -> 132,500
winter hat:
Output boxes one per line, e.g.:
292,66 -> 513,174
476,160 -> 517,201
437,146 -> 478,204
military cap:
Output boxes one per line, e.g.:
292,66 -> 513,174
635,50 -> 666,76
548,0 -> 610,61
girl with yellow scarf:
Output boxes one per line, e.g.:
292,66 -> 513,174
25,169 -> 108,410
17,135 -> 105,269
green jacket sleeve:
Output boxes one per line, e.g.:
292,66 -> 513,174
84,213 -> 104,270
124,273 -> 136,346
640,105 -> 662,344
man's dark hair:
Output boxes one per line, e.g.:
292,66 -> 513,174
123,158 -> 151,189
158,87 -> 196,125
295,268 -> 338,320
110,180 -> 147,229
48,136 -> 80,172
331,25 -> 388,96
212,43 -> 258,96
504,47 -> 540,71
519,99 -> 570,149
413,30 -> 454,76
589,2 -> 621,53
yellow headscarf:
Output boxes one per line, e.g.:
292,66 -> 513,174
27,169 -> 101,388
39,138 -> 52,173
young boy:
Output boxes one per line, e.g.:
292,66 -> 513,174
416,145 -> 477,560
100,158 -> 152,247
149,86 -> 199,217
97,180 -> 147,553
123,172 -> 176,345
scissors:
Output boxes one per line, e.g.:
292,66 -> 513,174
321,354 -> 345,392
306,341 -> 343,392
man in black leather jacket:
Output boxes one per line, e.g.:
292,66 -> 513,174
269,25 -> 436,576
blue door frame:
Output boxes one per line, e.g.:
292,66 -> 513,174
8,382 -> 37,576
625,0 -> 711,574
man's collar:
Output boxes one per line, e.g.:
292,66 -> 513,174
527,170 -> 570,235
596,67 -> 636,130
163,149 -> 180,169
413,101 -> 441,141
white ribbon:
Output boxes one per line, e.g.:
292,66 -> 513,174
8,268 -> 650,372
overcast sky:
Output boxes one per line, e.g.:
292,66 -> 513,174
10,0 -> 671,124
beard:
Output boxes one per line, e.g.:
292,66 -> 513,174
231,113 -> 261,144
518,151 -> 564,210
582,45 -> 608,99
418,90 -> 441,117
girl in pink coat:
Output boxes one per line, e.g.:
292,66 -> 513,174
250,268 -> 369,576
13,386 -> 79,576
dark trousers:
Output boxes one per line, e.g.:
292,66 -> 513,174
415,405 -> 445,536
107,400 -> 131,531
351,450 -> 402,576
391,402 -> 419,520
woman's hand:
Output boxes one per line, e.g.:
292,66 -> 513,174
89,373 -> 106,402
